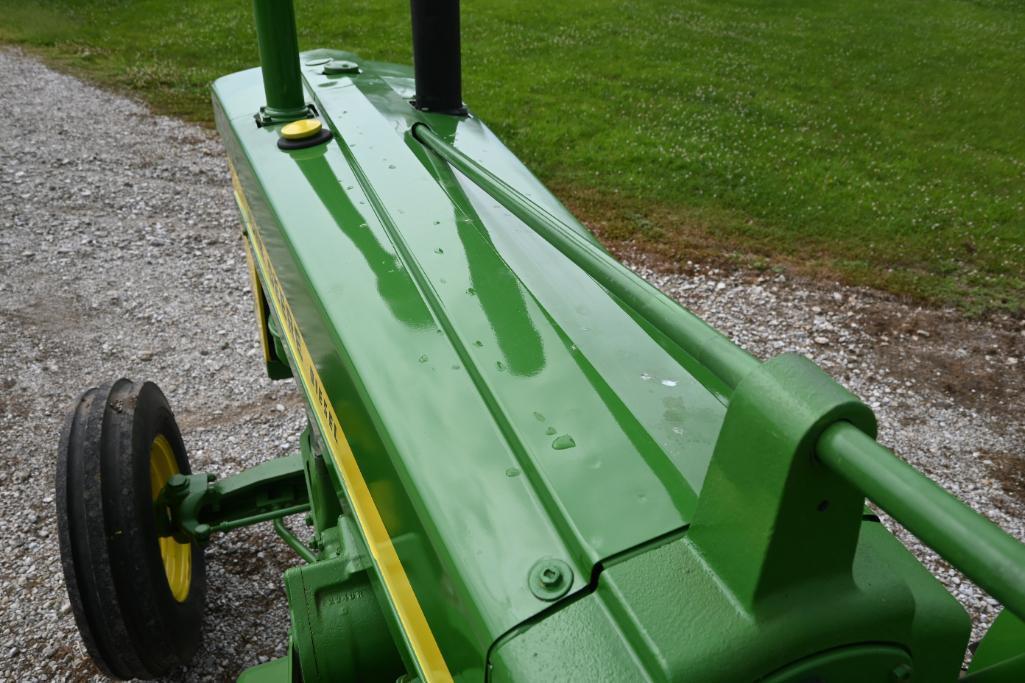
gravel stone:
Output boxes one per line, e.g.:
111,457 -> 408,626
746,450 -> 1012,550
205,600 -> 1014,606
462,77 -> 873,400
1,48 -> 1022,680
0,50 -> 303,681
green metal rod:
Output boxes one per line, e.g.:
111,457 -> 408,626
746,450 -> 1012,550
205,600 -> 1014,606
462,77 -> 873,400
210,502 -> 310,534
273,517 -> 317,563
411,123 -> 759,391
252,0 -> 307,120
818,422 -> 1025,621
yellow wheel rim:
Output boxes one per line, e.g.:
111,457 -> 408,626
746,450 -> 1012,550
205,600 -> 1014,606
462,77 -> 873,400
149,435 -> 191,602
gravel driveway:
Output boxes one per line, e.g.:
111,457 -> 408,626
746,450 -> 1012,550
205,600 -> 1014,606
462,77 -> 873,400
1,48 -> 1022,681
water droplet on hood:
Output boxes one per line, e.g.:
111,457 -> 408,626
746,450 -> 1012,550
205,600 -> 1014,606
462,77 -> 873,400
552,434 -> 576,450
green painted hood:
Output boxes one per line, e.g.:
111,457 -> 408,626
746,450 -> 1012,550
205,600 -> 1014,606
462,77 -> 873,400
214,50 -> 730,676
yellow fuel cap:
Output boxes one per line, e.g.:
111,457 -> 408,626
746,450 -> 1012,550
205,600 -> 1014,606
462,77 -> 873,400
280,119 -> 322,140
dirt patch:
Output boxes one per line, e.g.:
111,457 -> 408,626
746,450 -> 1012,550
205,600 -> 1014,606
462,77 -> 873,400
176,391 -> 305,431
985,451 -> 1025,510
855,303 -> 1025,419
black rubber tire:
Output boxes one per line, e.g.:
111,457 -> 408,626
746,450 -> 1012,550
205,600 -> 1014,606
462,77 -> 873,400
56,379 -> 206,680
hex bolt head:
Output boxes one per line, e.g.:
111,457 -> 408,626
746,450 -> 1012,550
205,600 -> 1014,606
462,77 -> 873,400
891,664 -> 913,682
528,559 -> 573,601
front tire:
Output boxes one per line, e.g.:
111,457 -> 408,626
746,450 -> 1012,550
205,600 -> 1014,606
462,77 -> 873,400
56,379 -> 206,680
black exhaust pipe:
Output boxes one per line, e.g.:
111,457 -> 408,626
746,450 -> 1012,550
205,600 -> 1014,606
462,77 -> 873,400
410,0 -> 466,115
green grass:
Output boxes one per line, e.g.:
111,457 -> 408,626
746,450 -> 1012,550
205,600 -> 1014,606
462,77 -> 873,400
3,0 -> 1023,312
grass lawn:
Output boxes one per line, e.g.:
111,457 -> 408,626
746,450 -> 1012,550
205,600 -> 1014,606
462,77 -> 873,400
2,0 -> 1023,313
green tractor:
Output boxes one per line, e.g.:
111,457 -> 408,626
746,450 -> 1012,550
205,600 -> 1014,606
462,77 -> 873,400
55,1 -> 1025,681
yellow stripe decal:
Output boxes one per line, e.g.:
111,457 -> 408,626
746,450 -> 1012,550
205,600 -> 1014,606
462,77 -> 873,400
229,163 -> 453,682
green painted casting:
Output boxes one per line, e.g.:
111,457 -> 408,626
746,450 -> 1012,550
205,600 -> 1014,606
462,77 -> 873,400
285,554 -> 405,682
760,646 -> 913,683
491,524 -> 967,681
687,353 -> 877,607
157,453 -> 309,543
